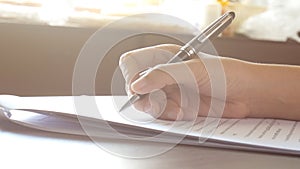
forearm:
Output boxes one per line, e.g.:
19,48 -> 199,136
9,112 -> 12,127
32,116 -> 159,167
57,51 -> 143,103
246,62 -> 300,120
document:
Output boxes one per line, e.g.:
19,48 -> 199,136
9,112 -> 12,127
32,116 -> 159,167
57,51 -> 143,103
0,95 -> 299,155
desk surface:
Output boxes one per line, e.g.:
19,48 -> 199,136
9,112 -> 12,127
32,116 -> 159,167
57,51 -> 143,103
0,115 -> 299,169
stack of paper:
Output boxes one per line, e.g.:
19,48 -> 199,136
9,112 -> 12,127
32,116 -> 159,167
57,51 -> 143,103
0,95 -> 299,155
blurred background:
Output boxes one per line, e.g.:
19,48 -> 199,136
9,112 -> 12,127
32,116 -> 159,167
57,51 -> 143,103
0,0 -> 300,96
0,0 -> 268,36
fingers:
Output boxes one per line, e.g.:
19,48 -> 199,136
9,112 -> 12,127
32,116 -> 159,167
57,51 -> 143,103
129,60 -> 203,121
133,89 -> 183,121
130,59 -> 207,95
131,68 -> 177,94
130,57 -> 246,120
119,44 -> 236,121
119,44 -> 181,86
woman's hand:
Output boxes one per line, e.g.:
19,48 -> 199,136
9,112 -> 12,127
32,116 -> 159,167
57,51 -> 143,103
119,44 -> 300,121
119,44 -> 252,121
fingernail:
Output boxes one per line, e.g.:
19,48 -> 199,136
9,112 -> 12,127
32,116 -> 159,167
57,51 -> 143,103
131,78 -> 147,93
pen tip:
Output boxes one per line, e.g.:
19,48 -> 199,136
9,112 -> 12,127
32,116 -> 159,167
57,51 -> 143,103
118,100 -> 131,112
118,105 -> 124,112
118,95 -> 140,112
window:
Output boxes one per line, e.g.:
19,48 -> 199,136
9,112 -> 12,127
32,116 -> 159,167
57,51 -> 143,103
0,0 -> 266,36
0,0 -> 225,27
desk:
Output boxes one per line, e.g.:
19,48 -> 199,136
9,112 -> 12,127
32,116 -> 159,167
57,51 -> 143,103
1,115 -> 299,169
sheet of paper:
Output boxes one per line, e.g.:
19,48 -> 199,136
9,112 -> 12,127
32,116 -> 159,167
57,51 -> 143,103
0,95 -> 299,154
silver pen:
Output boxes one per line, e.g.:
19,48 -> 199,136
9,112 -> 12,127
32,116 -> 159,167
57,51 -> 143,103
119,11 -> 235,112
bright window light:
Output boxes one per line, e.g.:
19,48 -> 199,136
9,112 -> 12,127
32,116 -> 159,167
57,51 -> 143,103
0,0 -> 236,29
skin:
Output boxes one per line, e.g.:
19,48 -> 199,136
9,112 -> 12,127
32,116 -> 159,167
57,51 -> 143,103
123,44 -> 300,121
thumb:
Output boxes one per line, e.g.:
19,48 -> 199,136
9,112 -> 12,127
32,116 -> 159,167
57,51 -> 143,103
131,67 -> 177,94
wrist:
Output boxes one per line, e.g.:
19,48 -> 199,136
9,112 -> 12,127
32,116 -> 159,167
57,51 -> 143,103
243,62 -> 300,120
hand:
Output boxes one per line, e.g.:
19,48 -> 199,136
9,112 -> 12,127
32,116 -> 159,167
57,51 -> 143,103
119,44 -> 254,121
120,43 -> 300,121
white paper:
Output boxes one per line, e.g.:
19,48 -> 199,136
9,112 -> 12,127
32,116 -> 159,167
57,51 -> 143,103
0,95 -> 299,155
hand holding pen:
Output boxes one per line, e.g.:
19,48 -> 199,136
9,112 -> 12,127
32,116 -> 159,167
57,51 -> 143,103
119,12 -> 236,120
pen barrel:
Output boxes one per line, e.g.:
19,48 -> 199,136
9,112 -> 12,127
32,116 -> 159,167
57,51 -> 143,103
167,40 -> 207,64
167,12 -> 235,64
182,11 -> 235,58
167,50 -> 190,63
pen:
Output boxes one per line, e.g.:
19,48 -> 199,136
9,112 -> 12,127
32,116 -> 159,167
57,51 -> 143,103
118,11 -> 235,112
